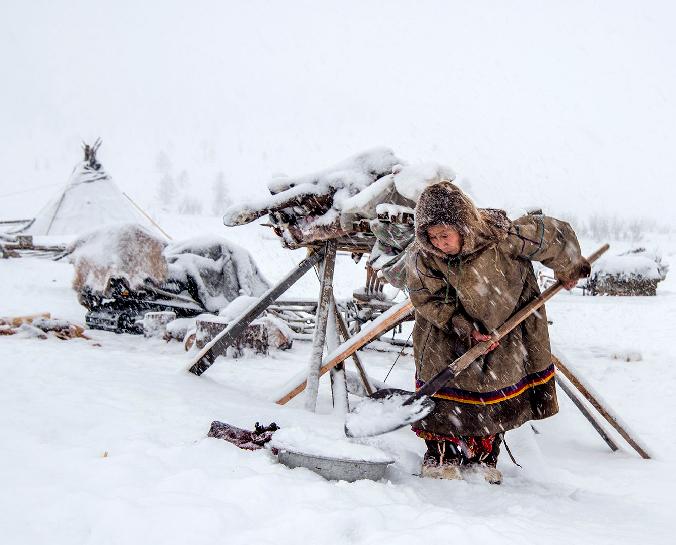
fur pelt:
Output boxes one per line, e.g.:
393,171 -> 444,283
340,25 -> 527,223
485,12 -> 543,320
70,224 -> 168,299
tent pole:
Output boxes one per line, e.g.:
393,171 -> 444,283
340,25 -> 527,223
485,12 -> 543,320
122,192 -> 173,240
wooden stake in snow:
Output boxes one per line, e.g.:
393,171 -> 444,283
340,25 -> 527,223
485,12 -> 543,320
334,304 -> 373,396
554,373 -> 619,452
552,353 -> 652,459
304,241 -> 337,411
276,299 -> 414,405
327,298 -> 349,414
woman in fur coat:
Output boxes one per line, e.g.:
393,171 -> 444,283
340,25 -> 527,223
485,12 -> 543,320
406,181 -> 590,483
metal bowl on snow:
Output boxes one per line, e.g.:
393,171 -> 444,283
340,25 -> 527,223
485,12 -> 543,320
277,449 -> 394,482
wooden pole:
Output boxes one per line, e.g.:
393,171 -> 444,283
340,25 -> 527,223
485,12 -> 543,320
188,249 -> 325,376
552,353 -> 652,459
554,374 -> 619,452
334,305 -> 373,396
276,299 -> 413,405
304,241 -> 338,411
327,299 -> 349,414
122,192 -> 173,240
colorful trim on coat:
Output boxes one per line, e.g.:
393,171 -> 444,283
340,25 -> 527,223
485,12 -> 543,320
416,364 -> 556,406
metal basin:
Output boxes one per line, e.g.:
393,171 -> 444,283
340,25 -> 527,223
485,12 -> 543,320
277,449 -> 394,482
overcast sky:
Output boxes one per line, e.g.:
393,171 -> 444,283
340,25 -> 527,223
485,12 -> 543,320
1,0 -> 674,224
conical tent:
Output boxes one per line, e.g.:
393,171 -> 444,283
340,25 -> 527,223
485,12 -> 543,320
26,140 -> 156,237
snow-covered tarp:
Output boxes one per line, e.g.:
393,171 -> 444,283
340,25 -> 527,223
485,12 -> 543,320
165,236 -> 270,312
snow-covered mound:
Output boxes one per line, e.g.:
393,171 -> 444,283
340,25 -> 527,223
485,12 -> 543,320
593,254 -> 663,281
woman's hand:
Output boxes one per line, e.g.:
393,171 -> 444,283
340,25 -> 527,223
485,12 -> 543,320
471,330 -> 499,352
561,279 -> 577,290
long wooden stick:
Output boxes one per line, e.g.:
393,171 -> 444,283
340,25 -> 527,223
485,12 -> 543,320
276,300 -> 414,404
554,374 -> 619,452
552,353 -> 652,459
122,192 -> 173,240
305,241 -> 337,411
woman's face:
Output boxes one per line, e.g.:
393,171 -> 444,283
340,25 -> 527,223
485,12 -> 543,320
427,224 -> 462,255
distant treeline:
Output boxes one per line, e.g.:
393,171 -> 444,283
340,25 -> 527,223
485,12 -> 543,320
555,213 -> 673,242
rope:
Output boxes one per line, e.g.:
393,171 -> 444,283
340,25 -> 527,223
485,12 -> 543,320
501,433 -> 523,468
383,329 -> 413,383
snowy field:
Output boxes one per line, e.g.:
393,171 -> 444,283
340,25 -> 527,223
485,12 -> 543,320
1,215 -> 674,545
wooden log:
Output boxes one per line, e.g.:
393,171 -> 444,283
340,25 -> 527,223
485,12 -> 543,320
552,353 -> 651,459
0,312 -> 51,327
276,300 -> 414,405
195,316 -> 269,357
143,311 -> 176,338
304,241 -> 337,412
327,299 -> 348,414
187,249 -> 324,375
224,190 -> 335,227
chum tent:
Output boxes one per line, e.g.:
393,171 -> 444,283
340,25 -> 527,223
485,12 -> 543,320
25,140 -> 161,238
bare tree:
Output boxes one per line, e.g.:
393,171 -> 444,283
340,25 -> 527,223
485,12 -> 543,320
155,151 -> 172,175
177,194 -> 203,215
156,173 -> 176,208
211,171 -> 232,216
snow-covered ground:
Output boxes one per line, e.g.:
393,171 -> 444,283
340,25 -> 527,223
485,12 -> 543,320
1,217 -> 674,544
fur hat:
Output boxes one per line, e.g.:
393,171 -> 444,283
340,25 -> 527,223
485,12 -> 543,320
414,181 -> 510,258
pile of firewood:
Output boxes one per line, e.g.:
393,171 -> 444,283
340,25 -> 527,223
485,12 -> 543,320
0,313 -> 89,340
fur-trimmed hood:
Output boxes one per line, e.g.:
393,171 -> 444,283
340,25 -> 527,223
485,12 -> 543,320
414,181 -> 511,258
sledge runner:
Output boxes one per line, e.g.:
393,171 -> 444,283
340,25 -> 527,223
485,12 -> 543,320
407,182 -> 590,483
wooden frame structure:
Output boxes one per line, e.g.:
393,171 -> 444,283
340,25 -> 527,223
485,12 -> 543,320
187,241 -> 651,458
